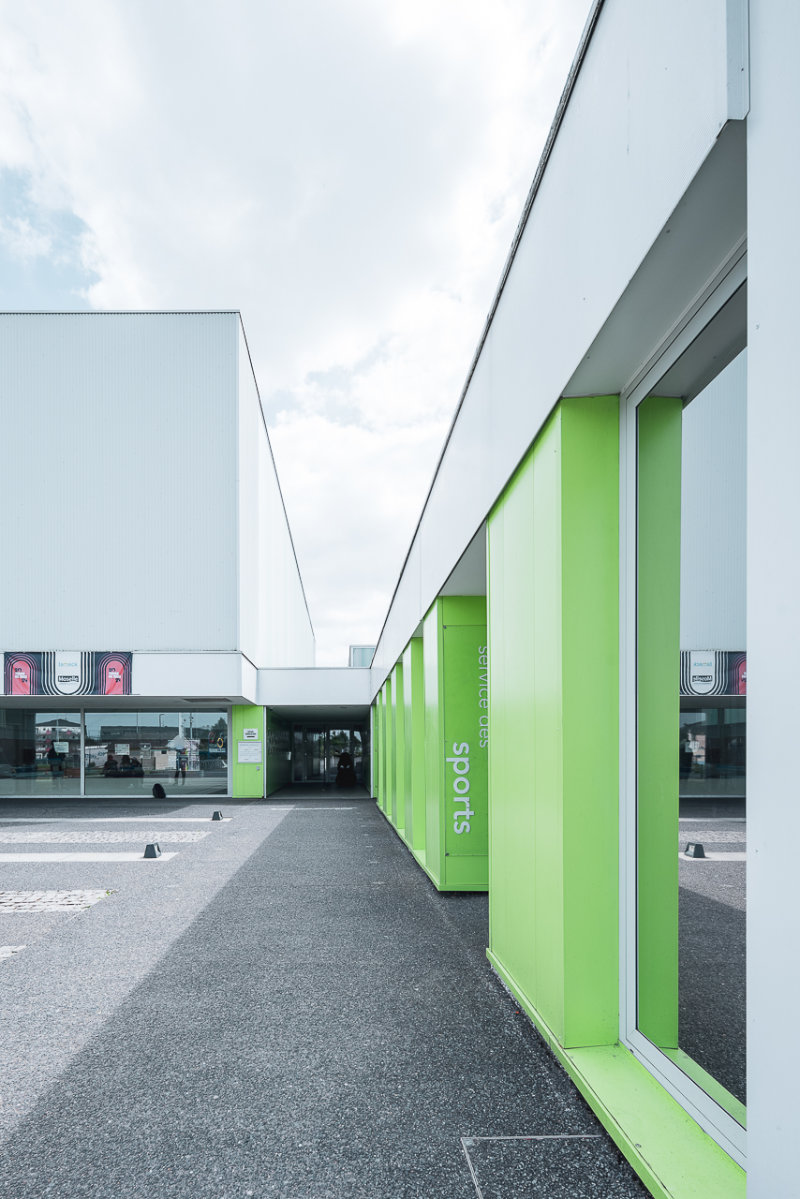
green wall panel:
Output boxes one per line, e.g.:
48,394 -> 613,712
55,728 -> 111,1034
636,396 -> 682,1048
487,396 -> 619,1047
402,636 -> 426,861
422,595 -> 488,891
423,604 -> 443,883
392,661 -> 406,834
231,704 -> 264,798
385,677 -> 394,819
379,687 -> 388,813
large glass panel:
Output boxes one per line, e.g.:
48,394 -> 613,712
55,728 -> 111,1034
636,350 -> 746,1118
83,710 -> 228,796
0,709 -> 81,797
292,728 -> 325,783
289,725 -> 369,787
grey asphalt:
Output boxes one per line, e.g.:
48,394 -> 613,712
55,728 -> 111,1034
0,792 -> 649,1198
678,808 -> 746,1104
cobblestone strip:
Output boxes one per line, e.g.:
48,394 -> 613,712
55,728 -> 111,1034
0,830 -> 209,845
0,890 -> 110,912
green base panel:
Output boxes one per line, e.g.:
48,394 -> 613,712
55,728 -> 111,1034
444,855 -> 488,891
376,798 -> 487,891
488,951 -> 745,1199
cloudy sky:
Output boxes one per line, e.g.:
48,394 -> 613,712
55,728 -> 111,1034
0,0 -> 591,665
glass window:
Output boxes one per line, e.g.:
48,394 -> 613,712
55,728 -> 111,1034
0,709 -> 81,798
83,710 -> 228,796
635,348 -> 746,1126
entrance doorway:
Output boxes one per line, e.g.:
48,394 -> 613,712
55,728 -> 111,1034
292,725 -> 368,787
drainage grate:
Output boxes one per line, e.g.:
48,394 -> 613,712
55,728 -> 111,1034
0,890 -> 110,912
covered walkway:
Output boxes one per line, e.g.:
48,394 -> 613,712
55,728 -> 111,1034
0,794 -> 646,1197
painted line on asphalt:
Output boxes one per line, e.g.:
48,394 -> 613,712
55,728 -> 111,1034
680,851 -> 746,861
463,1134 -> 602,1142
0,852 -> 178,863
0,817 -> 230,824
0,831 -> 209,844
460,1134 -> 602,1199
680,817 -> 746,823
0,945 -> 26,960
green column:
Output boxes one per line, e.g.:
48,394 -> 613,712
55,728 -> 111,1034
375,689 -> 386,811
380,684 -> 390,814
392,661 -> 406,835
422,594 -> 488,891
402,636 -> 426,864
486,397 -> 619,1047
636,396 -> 682,1049
231,704 -> 264,799
385,677 -> 394,818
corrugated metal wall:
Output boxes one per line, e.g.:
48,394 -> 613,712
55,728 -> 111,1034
237,326 -> 315,667
1,312 -> 239,651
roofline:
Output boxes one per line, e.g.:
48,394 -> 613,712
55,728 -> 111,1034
371,0 -> 606,664
236,313 -> 317,642
0,309 -> 242,315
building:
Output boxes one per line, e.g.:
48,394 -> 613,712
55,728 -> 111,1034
0,311 -> 371,800
368,1 -> 798,1196
1,2 -> 797,1194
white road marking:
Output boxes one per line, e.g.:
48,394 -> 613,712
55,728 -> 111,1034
0,852 -> 177,863
460,1134 -> 602,1199
680,851 -> 746,861
0,945 -> 26,960
680,817 -> 746,823
0,830 -> 208,844
0,817 -> 230,824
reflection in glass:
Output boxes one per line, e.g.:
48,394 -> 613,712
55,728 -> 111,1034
291,726 -> 369,785
83,711 -> 228,796
0,710 -> 81,797
637,349 -> 746,1118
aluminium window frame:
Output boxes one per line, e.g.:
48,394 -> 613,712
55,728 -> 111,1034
619,246 -> 747,1168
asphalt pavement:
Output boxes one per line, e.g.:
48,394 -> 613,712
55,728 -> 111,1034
0,791 -> 649,1198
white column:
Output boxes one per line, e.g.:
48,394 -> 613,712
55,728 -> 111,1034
747,1 -> 800,1192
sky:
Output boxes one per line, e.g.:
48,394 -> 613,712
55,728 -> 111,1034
0,0 -> 592,665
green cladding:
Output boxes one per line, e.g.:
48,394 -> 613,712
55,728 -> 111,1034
402,637 -> 426,863
636,396 -> 682,1048
486,397 -> 619,1047
422,595 -> 488,891
392,662 -> 406,835
231,704 -> 264,798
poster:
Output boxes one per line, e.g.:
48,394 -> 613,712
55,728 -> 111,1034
2,652 -> 132,696
680,650 -> 746,696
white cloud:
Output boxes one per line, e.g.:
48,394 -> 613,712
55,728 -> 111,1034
0,0 -> 592,663
0,215 -> 52,261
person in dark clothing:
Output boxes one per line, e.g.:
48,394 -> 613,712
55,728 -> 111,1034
336,750 -> 357,788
